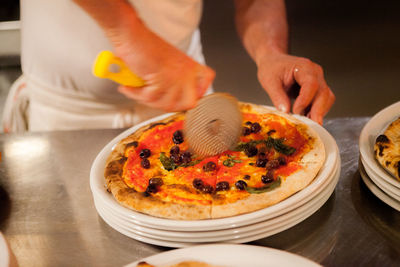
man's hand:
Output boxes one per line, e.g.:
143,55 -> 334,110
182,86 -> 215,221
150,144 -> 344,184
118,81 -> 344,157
116,36 -> 215,111
74,0 -> 215,112
256,52 -> 334,124
115,33 -> 215,112
235,0 -> 335,124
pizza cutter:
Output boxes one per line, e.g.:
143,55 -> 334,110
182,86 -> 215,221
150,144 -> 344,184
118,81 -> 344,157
184,93 -> 242,157
93,51 -> 243,156
93,50 -> 145,87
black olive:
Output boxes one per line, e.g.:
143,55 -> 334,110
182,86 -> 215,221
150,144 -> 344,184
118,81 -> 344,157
277,156 -> 287,166
266,159 -> 280,170
149,177 -> 163,187
141,158 -> 150,169
170,145 -> 180,155
256,158 -> 267,167
193,178 -> 204,190
203,161 -> 217,172
251,122 -> 261,133
235,180 -> 247,190
172,130 -> 184,144
126,141 -> 139,148
170,153 -> 182,164
180,151 -> 192,164
242,127 -> 251,136
261,173 -> 274,184
258,152 -> 267,159
376,134 -> 390,143
243,175 -> 251,180
245,145 -> 258,157
139,148 -> 151,158
202,185 -> 214,194
145,184 -> 158,195
216,181 -> 230,191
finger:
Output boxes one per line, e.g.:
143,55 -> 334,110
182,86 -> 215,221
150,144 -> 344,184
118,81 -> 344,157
292,76 -> 319,115
260,76 -> 291,113
179,78 -> 198,110
196,66 -> 215,97
118,85 -> 143,100
148,83 -> 181,112
308,87 -> 335,125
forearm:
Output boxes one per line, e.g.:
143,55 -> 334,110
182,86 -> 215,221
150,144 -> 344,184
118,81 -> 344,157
234,0 -> 288,65
72,0 -> 176,74
72,0 -> 142,39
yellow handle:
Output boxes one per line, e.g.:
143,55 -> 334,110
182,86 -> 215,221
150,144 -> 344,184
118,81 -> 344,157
93,50 -> 145,87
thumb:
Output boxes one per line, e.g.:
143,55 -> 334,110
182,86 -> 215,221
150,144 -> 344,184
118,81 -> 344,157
196,65 -> 215,97
261,77 -> 291,113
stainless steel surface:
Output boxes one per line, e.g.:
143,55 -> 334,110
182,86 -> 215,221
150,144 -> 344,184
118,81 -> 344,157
1,118 -> 400,266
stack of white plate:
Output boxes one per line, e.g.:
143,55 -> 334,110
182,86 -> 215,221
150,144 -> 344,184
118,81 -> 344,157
359,101 -> 400,211
90,112 -> 340,248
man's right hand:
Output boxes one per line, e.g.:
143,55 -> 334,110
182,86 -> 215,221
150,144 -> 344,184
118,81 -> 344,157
74,0 -> 215,112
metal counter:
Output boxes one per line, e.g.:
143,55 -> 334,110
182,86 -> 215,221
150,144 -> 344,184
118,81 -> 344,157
0,117 -> 399,266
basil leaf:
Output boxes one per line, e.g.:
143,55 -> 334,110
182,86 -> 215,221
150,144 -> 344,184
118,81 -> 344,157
273,138 -> 296,155
223,159 -> 235,167
245,177 -> 281,194
234,140 -> 263,152
181,160 -> 201,167
159,152 -> 176,171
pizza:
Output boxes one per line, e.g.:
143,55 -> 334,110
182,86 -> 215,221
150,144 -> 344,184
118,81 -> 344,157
136,261 -> 223,267
104,103 -> 325,220
374,117 -> 400,180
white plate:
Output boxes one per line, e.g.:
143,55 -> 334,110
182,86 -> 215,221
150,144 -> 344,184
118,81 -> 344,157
361,156 -> 400,201
95,161 -> 340,246
90,110 -> 339,231
359,161 -> 400,211
359,101 -> 400,189
125,244 -> 321,267
94,158 -> 339,241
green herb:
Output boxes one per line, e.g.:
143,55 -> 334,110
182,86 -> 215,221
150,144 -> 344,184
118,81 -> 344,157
245,177 -> 281,194
159,152 -> 176,171
160,152 -> 201,171
181,160 -> 201,167
234,140 -> 263,152
272,138 -> 296,155
223,159 -> 235,167
223,155 -> 242,167
234,137 -> 295,156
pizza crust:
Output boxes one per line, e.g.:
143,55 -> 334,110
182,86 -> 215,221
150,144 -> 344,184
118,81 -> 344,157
374,117 -> 400,180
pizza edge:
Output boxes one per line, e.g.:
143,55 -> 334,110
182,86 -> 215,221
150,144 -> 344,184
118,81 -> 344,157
374,117 -> 400,180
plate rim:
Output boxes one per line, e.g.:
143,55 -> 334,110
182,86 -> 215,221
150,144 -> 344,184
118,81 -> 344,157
124,244 -> 321,267
359,161 -> 400,211
361,156 -> 400,200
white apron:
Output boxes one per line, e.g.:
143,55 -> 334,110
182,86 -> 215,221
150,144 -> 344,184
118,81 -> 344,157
2,0 -> 210,132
